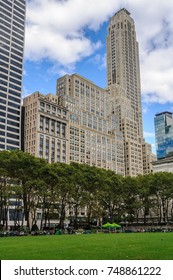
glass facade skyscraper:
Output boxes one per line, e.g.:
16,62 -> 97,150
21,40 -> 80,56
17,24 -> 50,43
154,111 -> 173,159
0,0 -> 25,150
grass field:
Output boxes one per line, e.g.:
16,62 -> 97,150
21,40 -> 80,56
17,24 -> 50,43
0,232 -> 172,260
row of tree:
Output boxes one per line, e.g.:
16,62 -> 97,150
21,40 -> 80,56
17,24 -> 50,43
0,150 -> 173,230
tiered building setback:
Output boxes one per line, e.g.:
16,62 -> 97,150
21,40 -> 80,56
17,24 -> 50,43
106,8 -> 149,176
56,74 -> 125,175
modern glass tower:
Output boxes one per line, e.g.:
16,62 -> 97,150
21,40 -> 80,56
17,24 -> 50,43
0,0 -> 26,150
154,111 -> 173,159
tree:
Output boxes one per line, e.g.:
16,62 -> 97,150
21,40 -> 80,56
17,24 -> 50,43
151,172 -> 173,223
123,176 -> 140,223
80,164 -> 103,228
99,169 -> 124,223
51,163 -> 75,229
137,174 -> 156,224
68,163 -> 87,229
39,163 -> 61,229
0,151 -> 20,229
0,150 -> 47,228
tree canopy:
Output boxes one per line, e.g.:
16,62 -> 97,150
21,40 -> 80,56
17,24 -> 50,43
0,150 -> 173,229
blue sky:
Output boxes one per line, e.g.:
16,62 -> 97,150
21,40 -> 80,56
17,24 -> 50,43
23,0 -> 173,153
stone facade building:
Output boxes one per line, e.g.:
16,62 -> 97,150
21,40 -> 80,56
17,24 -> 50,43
23,91 -> 69,164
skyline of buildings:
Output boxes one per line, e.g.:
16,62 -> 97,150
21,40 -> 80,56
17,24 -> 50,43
1,3 -> 173,229
0,0 -> 25,150
22,8 -> 155,176
0,3 -> 170,177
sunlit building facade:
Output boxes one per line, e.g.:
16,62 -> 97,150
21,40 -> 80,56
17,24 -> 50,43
23,92 -> 69,164
106,8 -> 147,176
56,74 -> 125,175
142,142 -> 156,174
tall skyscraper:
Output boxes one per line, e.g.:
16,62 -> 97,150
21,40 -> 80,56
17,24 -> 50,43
107,8 -> 142,136
106,8 -> 144,176
154,111 -> 173,159
23,7 -> 153,176
0,0 -> 26,150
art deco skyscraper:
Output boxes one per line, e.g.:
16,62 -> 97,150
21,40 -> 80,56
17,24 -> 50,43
107,8 -> 143,176
0,0 -> 26,150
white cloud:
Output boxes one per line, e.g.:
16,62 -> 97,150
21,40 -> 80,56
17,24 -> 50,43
142,104 -> 149,114
144,132 -> 155,138
141,47 -> 173,103
151,144 -> 156,154
87,53 -> 106,69
22,86 -> 30,99
127,0 -> 173,104
25,0 -> 173,105
47,63 -> 75,76
25,0 -> 119,66
23,69 -> 27,76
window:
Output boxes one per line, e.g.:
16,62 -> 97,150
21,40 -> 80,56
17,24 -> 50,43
62,123 -> 66,137
8,101 -> 20,109
45,117 -> 49,131
8,107 -> 20,115
8,95 -> 20,103
0,111 -> 6,117
0,105 -> 6,111
7,139 -> 19,146
0,118 -> 5,123
10,59 -> 22,69
39,115 -> 44,131
7,114 -> 19,121
0,67 -> 8,74
7,120 -> 19,127
40,101 -> 45,107
7,133 -> 19,139
7,126 -> 19,133
0,92 -> 6,98
45,137 -> 49,161
8,89 -> 21,98
51,120 -> 55,133
0,144 -> 5,149
56,122 -> 60,136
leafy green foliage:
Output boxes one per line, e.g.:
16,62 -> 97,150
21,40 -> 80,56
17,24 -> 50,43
1,150 -> 173,229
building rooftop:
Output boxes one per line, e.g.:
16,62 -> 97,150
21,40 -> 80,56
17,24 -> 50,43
152,156 -> 173,165
114,8 -> 130,16
155,111 -> 173,117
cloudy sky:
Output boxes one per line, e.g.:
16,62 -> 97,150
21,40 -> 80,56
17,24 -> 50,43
24,0 -> 173,153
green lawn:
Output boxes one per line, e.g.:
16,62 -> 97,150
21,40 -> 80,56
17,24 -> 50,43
0,232 -> 172,260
